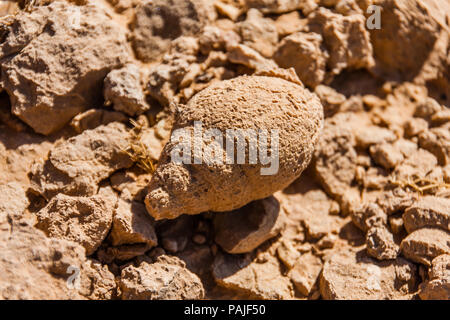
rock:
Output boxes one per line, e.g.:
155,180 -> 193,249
212,253 -> 294,299
30,122 -> 133,200
370,143 -> 404,169
404,118 -> 429,138
366,226 -> 399,260
110,169 -> 152,202
419,127 -> 450,166
400,228 -> 450,266
214,1 -> 241,21
145,75 -> 323,220
314,119 -> 357,198
131,0 -> 216,62
393,148 -> 438,180
104,64 -> 149,116
274,11 -> 305,37
244,0 -> 316,14
274,32 -> 328,88
351,203 -> 387,232
35,187 -> 118,256
70,109 -> 128,134
213,196 -> 284,254
198,26 -> 240,55
414,97 -> 443,121
320,249 -> 418,300
0,224 -> 116,299
307,7 -> 374,76
238,9 -> 278,57
354,126 -> 396,149
419,254 -> 450,300
226,43 -> 278,72
376,189 -> 417,215
369,0 -> 443,81
0,181 -> 29,219
277,239 -> 300,269
314,85 -> 346,116
110,198 -> 158,247
119,255 -> 205,300
289,252 -> 323,296
0,2 -> 129,135
403,197 -> 450,233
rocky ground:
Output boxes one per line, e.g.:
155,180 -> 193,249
0,0 -> 449,300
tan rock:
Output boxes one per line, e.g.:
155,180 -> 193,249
131,0 -> 216,62
70,109 -> 128,134
320,249 -> 418,299
400,228 -> 450,266
198,26 -> 241,55
214,196 -> 284,254
245,0 -> 317,14
419,254 -> 450,300
212,253 -> 294,299
104,64 -> 149,117
30,123 -> 133,200
120,255 -> 205,300
351,203 -> 387,232
370,143 -> 404,169
366,226 -> 399,260
369,0 -> 444,81
404,118 -> 429,138
238,9 -> 278,57
35,187 -> 118,255
274,11 -> 306,36
277,239 -> 300,270
393,148 -> 438,180
145,75 -> 323,220
0,224 -> 116,299
0,2 -> 129,135
419,127 -> 450,166
289,252 -> 323,296
354,126 -> 396,149
403,196 -> 450,233
0,181 -> 29,219
308,7 -> 374,76
110,198 -> 157,247
314,118 -> 357,198
274,32 -> 328,88
314,85 -> 346,116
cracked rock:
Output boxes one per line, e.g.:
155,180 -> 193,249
0,2 -> 129,135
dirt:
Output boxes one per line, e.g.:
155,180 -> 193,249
0,0 -> 449,300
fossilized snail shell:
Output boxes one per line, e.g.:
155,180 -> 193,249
145,75 -> 324,220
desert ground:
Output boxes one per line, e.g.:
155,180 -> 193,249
0,0 -> 449,300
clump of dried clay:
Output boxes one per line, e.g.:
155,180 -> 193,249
145,75 -> 324,220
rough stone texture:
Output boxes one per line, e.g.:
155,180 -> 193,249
419,127 -> 450,166
419,254 -> 450,300
314,118 -> 357,198
369,0 -> 444,81
314,85 -> 346,117
0,224 -> 116,300
30,122 -> 133,200
103,64 -> 149,117
35,187 -> 118,255
354,126 -> 396,149
0,2 -> 129,135
145,75 -> 324,220
213,196 -> 284,254
0,181 -> 29,219
274,32 -> 328,88
238,9 -> 278,58
131,0 -> 216,62
245,0 -> 316,14
320,249 -> 418,300
70,109 -> 128,134
403,197 -> 450,234
393,148 -> 438,180
370,143 -> 405,169
366,226 -> 399,261
307,7 -> 374,76
400,228 -> 450,266
119,255 -> 205,300
213,253 -> 294,299
351,203 -> 387,232
289,252 -> 323,296
110,198 -> 158,247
